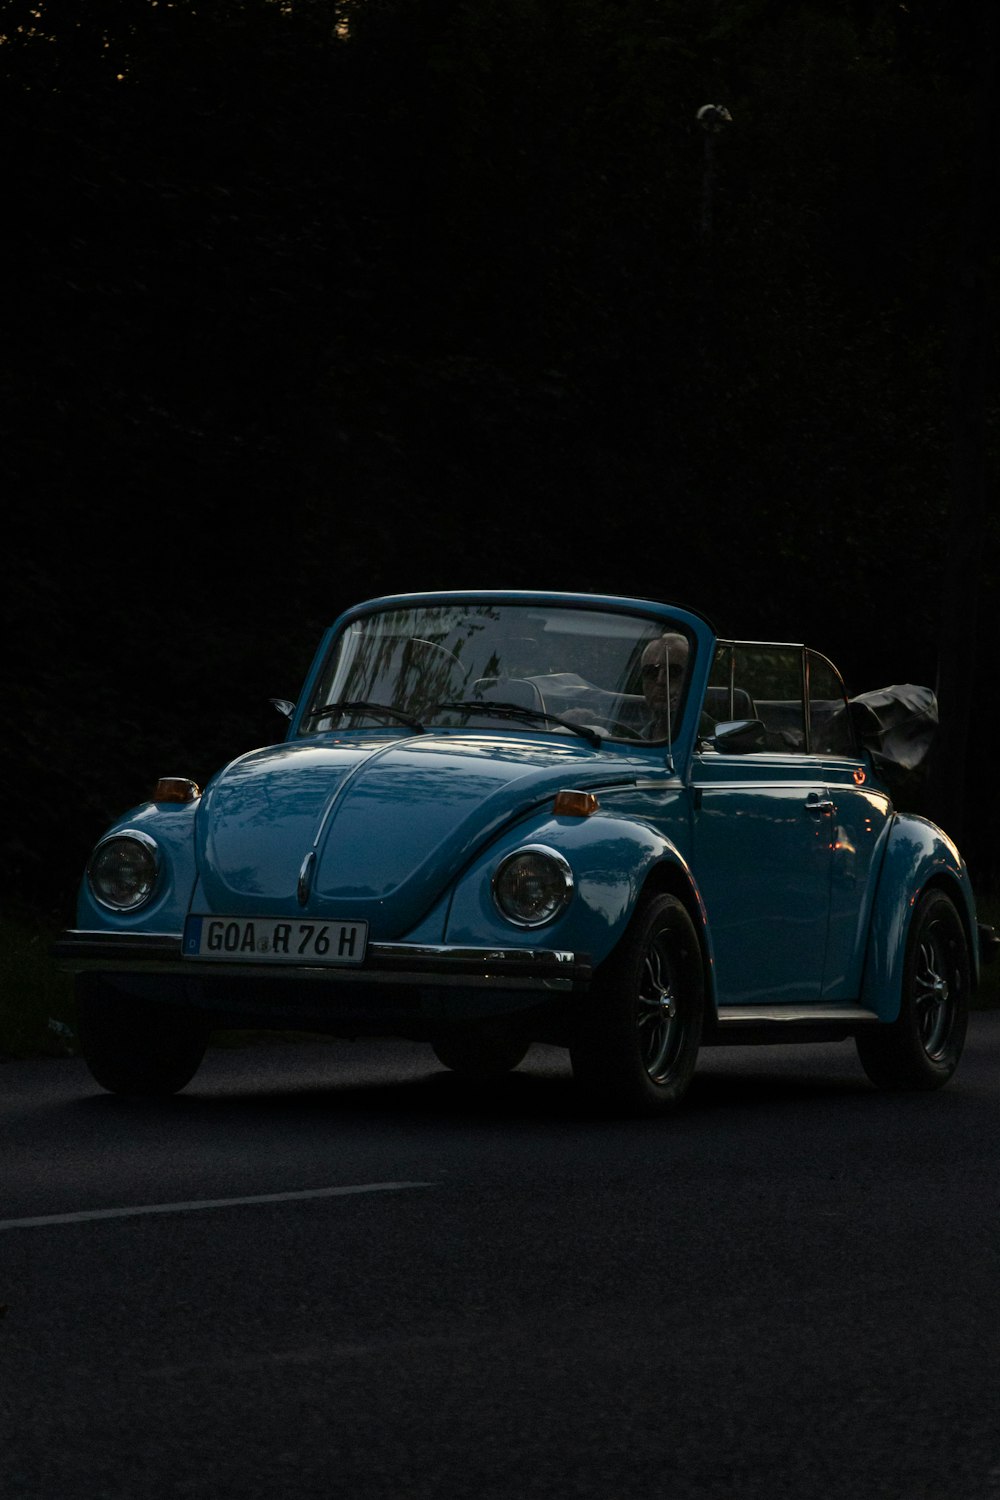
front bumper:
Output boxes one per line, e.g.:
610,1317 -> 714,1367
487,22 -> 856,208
54,930 -> 591,992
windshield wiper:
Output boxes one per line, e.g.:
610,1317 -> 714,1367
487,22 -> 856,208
301,700 -> 425,731
433,699 -> 602,748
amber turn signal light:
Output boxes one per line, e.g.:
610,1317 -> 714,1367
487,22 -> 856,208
152,777 -> 201,804
553,789 -> 599,817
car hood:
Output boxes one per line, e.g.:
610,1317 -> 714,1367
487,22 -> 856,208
194,734 -> 642,938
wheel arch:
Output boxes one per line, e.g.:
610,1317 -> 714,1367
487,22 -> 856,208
635,857 -> 718,1022
919,870 -> 978,973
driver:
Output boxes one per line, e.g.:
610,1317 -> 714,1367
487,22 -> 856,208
640,632 -> 690,739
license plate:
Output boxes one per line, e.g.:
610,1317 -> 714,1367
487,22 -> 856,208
183,915 -> 367,966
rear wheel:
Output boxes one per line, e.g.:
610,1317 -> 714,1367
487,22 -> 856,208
77,981 -> 209,1097
856,889 -> 970,1090
570,893 -> 704,1116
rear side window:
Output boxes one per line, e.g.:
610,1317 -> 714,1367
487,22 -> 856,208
706,644 -> 856,755
807,652 -> 856,756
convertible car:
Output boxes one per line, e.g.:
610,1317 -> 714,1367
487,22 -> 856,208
55,590 -> 993,1114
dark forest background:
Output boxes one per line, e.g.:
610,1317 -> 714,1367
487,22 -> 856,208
2,0 -> 997,926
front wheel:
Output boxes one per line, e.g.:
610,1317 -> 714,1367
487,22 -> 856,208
431,1024 -> 530,1078
570,893 -> 704,1116
77,981 -> 209,1097
856,888 -> 970,1091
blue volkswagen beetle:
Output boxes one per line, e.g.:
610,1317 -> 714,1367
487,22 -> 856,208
56,590 -> 990,1113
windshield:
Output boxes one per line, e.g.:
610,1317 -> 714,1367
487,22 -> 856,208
305,601 -> 693,743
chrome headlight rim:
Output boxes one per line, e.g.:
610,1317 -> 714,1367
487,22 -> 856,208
87,829 -> 161,913
492,844 -> 575,929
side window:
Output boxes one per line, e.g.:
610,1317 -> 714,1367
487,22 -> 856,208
706,642 -> 765,724
741,646 -> 806,750
706,644 -> 806,751
807,652 -> 856,756
705,643 -> 736,714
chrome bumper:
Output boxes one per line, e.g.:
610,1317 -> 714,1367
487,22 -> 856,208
53,931 -> 591,993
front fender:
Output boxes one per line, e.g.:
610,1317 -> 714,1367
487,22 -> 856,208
74,800 -> 201,932
859,813 -> 979,1021
442,810 -> 694,970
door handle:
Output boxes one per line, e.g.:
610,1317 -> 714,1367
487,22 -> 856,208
805,793 -> 835,816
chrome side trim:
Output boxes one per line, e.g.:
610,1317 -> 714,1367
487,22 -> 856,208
53,931 -> 590,992
714,1005 -> 879,1026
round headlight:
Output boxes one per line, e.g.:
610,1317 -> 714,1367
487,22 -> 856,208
492,845 -> 574,928
87,832 -> 159,912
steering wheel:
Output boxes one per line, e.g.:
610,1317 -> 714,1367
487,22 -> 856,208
587,716 -> 643,740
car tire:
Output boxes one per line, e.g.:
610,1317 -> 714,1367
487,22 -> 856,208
77,981 -> 209,1097
431,1025 -> 530,1078
570,892 -> 704,1116
856,888 -> 970,1091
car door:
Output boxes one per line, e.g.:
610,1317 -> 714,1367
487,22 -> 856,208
691,644 -> 834,1007
806,650 -> 893,1000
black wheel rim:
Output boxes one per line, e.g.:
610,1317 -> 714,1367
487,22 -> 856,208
636,930 -> 684,1083
913,917 -> 961,1061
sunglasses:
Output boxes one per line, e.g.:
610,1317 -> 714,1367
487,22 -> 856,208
642,660 -> 687,679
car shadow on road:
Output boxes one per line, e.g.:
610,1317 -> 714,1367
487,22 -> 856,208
59,1040 -> 878,1131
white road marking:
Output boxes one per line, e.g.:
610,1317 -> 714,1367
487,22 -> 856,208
0,1181 -> 436,1231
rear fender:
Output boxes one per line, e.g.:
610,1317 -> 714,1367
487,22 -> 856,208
859,814 -> 979,1021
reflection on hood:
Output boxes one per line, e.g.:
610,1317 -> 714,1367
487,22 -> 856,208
196,733 -> 639,937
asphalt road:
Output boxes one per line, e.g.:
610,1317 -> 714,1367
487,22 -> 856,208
3,1016 -> 999,1500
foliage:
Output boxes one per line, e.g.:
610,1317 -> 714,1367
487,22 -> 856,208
0,913 -> 77,1058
